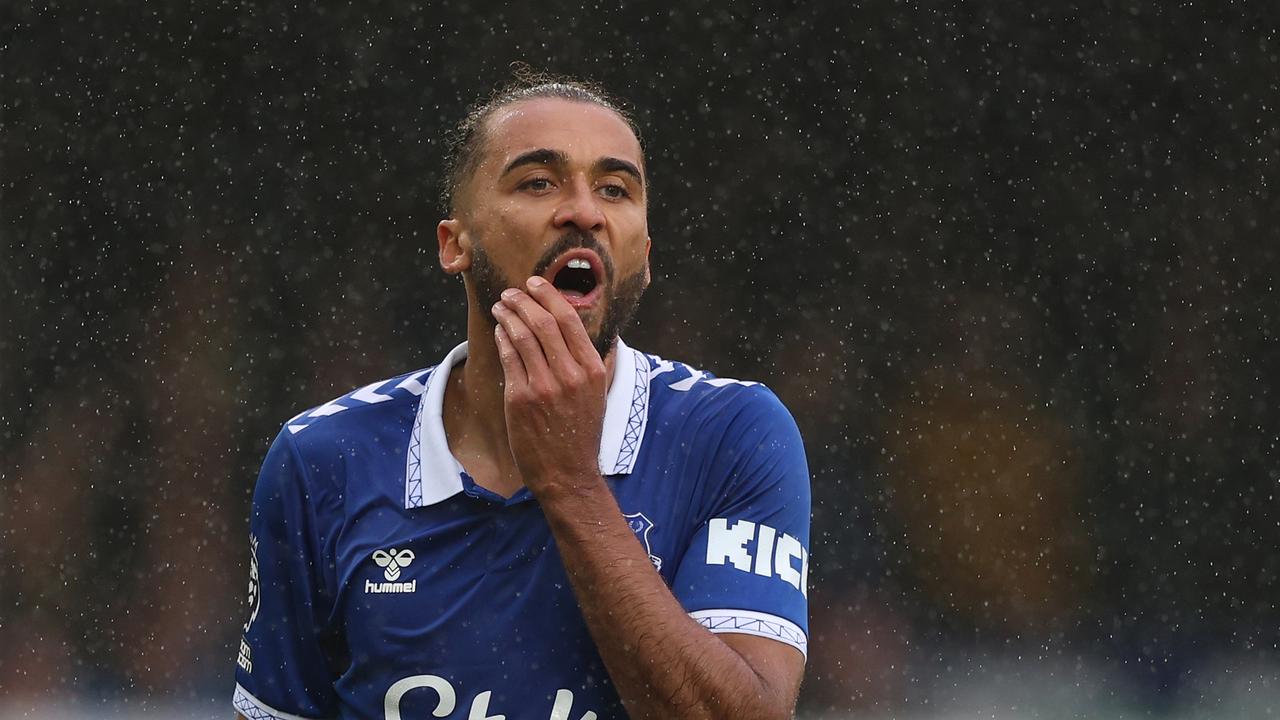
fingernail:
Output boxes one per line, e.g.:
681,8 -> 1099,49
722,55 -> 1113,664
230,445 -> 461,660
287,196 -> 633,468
501,288 -> 518,300
527,276 -> 547,288
492,302 -> 503,314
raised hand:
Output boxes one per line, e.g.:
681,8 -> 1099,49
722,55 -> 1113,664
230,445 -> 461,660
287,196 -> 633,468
491,275 -> 608,496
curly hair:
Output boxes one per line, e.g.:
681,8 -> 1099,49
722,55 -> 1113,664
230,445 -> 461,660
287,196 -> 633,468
441,64 -> 642,214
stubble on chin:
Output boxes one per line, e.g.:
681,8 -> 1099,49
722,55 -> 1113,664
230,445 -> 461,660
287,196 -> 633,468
592,267 -> 647,359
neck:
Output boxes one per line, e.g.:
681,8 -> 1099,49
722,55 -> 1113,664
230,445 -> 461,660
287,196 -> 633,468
445,308 -> 512,464
463,308 -> 510,433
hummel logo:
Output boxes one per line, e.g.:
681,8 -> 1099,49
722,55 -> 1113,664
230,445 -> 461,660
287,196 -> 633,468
373,548 -> 415,581
366,548 -> 417,594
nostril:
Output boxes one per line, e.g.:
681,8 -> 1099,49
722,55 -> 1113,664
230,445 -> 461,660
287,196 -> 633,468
554,200 -> 607,229
556,214 -> 602,230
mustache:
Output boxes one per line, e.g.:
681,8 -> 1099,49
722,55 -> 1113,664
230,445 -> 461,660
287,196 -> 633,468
530,228 -> 616,285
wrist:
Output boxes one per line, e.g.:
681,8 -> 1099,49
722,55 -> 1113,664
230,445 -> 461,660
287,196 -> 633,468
533,470 -> 614,523
529,467 -> 607,500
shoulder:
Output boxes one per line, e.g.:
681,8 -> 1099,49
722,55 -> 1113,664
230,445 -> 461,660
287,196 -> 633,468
638,350 -> 795,431
632,349 -> 809,509
253,366 -> 439,504
279,365 -> 437,443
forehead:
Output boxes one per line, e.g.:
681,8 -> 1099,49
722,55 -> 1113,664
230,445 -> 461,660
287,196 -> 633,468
481,97 -> 644,173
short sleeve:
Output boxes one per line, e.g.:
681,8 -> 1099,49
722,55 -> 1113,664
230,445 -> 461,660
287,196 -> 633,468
233,430 -> 340,719
672,388 -> 812,658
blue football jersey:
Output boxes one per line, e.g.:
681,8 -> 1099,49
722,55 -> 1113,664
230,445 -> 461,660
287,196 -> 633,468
233,339 -> 811,720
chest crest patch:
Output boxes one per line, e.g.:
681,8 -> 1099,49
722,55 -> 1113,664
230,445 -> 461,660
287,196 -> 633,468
624,512 -> 663,572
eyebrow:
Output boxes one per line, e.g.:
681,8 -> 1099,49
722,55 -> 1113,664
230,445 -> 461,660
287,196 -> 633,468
502,148 -> 645,188
595,157 -> 645,187
503,148 -> 568,176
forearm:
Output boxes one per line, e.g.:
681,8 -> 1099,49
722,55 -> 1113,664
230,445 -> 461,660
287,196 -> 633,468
538,476 -> 792,720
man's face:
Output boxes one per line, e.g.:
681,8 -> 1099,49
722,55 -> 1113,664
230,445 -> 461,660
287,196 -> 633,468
440,97 -> 651,358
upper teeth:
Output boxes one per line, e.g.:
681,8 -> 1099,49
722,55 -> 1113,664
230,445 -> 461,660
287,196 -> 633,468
567,258 -> 592,270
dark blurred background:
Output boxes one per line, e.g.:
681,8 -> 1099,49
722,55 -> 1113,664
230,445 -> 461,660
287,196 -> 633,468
2,2 -> 1277,717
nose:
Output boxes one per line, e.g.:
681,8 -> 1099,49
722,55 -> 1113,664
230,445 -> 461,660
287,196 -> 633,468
552,177 -> 606,232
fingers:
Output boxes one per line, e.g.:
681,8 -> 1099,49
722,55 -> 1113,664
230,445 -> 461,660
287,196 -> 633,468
496,283 -> 578,378
493,323 -> 528,388
492,300 -> 551,386
521,277 -> 602,368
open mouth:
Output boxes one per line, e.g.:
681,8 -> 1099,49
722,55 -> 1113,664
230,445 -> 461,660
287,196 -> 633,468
542,249 -> 605,307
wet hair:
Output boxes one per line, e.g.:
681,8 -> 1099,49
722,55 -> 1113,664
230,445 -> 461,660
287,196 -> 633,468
441,64 -> 642,214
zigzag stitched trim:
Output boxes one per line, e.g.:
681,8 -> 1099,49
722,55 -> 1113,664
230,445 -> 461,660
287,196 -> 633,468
233,684 -> 321,720
691,610 -> 808,657
612,348 -> 650,474
405,401 -> 424,507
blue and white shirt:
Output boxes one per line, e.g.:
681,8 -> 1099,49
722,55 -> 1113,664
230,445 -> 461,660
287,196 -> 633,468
233,339 -> 811,720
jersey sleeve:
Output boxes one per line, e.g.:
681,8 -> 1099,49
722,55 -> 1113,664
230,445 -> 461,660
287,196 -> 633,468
672,387 -> 812,658
233,429 -> 340,720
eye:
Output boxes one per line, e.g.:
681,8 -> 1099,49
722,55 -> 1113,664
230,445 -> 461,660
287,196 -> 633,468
519,177 -> 554,193
599,183 -> 630,200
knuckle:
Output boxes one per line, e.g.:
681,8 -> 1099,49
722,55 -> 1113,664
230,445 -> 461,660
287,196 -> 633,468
532,314 -> 557,334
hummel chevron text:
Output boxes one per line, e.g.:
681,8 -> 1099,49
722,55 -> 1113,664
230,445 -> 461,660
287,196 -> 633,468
366,548 -> 417,594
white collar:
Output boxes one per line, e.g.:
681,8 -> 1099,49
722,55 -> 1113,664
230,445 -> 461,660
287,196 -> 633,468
404,338 -> 651,508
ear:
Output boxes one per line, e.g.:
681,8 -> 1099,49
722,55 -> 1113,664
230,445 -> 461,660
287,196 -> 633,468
438,218 -> 471,274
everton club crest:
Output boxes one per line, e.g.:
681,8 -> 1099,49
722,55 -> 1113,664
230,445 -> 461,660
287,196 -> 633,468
624,511 -> 663,572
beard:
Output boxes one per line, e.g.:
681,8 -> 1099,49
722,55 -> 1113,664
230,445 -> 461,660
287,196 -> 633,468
469,229 -> 647,359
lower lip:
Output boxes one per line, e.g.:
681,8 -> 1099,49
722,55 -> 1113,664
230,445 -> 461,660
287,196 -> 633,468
557,284 -> 603,309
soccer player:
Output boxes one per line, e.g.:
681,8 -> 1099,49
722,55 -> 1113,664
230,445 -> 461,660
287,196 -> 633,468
233,73 -> 811,720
